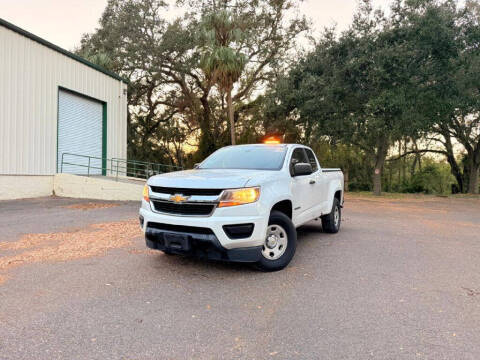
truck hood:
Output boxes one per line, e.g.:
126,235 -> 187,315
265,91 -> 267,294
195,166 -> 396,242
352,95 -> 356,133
148,169 -> 276,189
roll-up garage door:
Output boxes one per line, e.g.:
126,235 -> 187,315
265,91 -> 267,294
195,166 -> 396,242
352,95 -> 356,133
57,90 -> 104,175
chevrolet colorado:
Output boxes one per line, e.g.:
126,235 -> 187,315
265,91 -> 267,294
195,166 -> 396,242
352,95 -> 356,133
139,144 -> 344,271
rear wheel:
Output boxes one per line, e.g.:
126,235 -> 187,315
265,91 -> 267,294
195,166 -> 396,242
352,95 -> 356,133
321,198 -> 341,233
256,211 -> 296,272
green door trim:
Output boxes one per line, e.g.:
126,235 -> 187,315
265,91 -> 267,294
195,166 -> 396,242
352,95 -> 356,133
56,89 -> 60,173
56,86 -> 107,175
102,103 -> 107,176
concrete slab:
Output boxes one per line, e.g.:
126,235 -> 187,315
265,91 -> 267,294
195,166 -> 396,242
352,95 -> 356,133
53,173 -> 144,201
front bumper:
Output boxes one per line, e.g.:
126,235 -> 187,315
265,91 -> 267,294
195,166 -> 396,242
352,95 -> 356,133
139,200 -> 268,250
145,226 -> 262,262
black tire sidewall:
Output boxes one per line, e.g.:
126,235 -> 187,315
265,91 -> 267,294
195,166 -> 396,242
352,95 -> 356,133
321,198 -> 341,233
256,211 -> 297,271
334,199 -> 341,231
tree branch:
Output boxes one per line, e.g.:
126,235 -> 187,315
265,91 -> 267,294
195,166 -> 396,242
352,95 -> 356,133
387,149 -> 448,161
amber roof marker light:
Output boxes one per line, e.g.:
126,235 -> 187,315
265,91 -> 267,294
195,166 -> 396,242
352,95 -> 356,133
262,135 -> 282,144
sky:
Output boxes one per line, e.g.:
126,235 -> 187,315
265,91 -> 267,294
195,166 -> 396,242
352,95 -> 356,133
0,0 -> 393,52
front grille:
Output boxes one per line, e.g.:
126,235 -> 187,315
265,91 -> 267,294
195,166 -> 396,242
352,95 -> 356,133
148,222 -> 214,235
151,200 -> 215,216
149,186 -> 223,196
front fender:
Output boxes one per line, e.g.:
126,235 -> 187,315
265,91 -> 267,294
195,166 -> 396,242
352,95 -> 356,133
260,182 -> 293,213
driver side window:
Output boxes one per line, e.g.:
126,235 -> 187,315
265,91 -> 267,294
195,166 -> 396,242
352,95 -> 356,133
289,148 -> 308,176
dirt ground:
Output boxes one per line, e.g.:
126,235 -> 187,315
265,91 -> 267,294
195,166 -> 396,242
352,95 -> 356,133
0,194 -> 479,359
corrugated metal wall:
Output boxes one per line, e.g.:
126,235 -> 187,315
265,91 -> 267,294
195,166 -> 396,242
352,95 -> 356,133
0,25 -> 127,175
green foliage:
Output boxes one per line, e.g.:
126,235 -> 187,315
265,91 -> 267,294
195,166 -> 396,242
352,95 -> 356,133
198,7 -> 247,144
311,140 -> 372,191
265,0 -> 480,194
77,0 -> 479,194
200,46 -> 246,90
265,0 -> 438,194
78,0 -> 308,163
401,162 -> 455,194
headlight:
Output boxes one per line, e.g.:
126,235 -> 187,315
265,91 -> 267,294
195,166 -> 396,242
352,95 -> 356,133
218,187 -> 260,208
143,184 -> 150,202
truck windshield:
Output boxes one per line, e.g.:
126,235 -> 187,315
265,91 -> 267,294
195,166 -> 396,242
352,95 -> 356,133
199,145 -> 287,170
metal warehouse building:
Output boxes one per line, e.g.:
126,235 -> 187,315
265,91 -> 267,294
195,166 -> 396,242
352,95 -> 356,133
0,18 -> 128,199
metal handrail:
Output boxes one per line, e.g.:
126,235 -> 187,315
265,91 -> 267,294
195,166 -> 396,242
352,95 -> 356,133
110,157 -> 183,178
111,157 -> 183,170
60,152 -> 182,180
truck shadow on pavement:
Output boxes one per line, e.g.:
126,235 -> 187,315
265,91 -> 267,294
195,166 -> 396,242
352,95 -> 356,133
296,222 -> 325,235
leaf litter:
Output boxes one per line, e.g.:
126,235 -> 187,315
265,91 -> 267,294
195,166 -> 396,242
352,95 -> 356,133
0,219 -> 142,285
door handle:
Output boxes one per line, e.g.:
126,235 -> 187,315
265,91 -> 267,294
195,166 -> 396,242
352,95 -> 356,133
309,179 -> 316,184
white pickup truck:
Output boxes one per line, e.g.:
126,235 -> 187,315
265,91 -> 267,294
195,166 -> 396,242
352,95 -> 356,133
139,144 -> 344,271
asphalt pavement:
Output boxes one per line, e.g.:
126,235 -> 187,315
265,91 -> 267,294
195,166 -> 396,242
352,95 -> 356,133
0,194 -> 479,360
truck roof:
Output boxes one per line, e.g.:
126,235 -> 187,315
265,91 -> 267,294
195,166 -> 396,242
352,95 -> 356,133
226,143 -> 306,149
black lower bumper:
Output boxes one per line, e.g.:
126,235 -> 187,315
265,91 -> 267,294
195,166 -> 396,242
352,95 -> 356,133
145,226 -> 262,263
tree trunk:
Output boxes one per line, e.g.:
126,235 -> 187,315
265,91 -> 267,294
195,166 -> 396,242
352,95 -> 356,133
388,165 -> 393,192
467,145 -> 480,194
411,155 -> 417,177
402,138 -> 407,183
373,136 -> 388,196
411,140 -> 420,176
227,89 -> 235,145
197,96 -> 216,160
373,170 -> 382,196
198,120 -> 215,159
467,163 -> 479,194
441,131 -> 465,193
416,141 -> 422,171
344,168 -> 349,192
397,141 -> 402,184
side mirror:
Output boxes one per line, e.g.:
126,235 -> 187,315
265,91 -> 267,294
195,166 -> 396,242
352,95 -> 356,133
194,163 -> 201,169
293,163 -> 313,176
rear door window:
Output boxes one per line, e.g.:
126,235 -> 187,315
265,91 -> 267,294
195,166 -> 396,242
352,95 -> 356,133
304,148 -> 319,172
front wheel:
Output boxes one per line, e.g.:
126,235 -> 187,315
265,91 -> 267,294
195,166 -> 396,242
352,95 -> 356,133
256,211 -> 297,272
321,198 -> 341,233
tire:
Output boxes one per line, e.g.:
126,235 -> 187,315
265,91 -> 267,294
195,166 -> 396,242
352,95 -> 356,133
162,249 -> 175,255
321,198 -> 341,233
256,211 -> 297,272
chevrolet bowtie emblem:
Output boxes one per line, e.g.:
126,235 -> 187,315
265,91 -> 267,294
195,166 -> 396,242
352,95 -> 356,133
170,194 -> 189,203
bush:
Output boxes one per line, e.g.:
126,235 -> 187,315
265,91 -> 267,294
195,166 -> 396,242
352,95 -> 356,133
349,182 -> 372,192
402,164 -> 454,194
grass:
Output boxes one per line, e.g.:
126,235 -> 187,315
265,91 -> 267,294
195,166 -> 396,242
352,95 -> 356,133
346,191 -> 480,200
